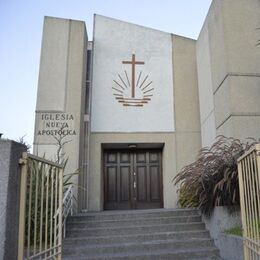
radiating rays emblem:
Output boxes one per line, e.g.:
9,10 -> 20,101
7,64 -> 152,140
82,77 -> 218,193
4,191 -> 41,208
112,54 -> 154,107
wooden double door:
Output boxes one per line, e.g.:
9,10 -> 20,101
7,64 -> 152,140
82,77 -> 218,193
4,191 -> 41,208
104,149 -> 163,210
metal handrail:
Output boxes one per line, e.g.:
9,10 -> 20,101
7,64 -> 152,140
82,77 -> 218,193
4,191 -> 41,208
237,143 -> 260,162
55,185 -> 73,237
63,185 -> 73,237
26,152 -> 64,168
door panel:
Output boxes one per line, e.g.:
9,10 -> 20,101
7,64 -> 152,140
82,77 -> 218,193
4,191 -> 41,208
149,152 -> 159,162
120,166 -> 131,201
150,166 -> 160,201
136,152 -> 146,163
104,149 -> 163,210
136,166 -> 147,201
107,166 -> 117,201
107,152 -> 117,163
120,152 -> 131,163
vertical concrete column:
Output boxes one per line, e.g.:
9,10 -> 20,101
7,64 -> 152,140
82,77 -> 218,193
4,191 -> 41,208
172,35 -> 202,172
33,17 -> 88,205
197,0 -> 260,145
0,140 -> 26,260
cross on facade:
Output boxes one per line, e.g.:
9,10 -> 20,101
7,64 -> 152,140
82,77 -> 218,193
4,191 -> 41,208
122,54 -> 144,98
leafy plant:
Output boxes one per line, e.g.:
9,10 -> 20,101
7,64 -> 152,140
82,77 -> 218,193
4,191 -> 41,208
24,156 -> 81,251
224,226 -> 243,236
225,220 -> 260,238
51,125 -> 72,164
174,136 -> 258,216
17,135 -> 31,151
178,184 -> 199,208
24,127 -> 79,250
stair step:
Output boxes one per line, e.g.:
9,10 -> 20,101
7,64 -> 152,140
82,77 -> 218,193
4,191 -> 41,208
63,230 -> 210,246
72,208 -> 199,221
66,215 -> 201,228
63,209 -> 221,259
66,222 -> 205,237
62,247 -> 220,260
63,238 -> 215,256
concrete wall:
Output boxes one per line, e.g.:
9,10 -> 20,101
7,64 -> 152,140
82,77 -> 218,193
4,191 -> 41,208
33,17 -> 88,192
172,35 -> 201,173
197,0 -> 260,145
0,140 -> 26,260
91,15 -> 174,132
202,206 -> 243,260
196,16 -> 216,147
217,234 -> 243,260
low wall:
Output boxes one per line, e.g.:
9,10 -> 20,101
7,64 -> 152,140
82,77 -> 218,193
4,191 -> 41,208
202,206 -> 243,260
0,140 -> 26,260
217,233 -> 243,260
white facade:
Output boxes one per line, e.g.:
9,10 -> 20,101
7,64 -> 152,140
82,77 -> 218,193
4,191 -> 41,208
91,15 -> 174,133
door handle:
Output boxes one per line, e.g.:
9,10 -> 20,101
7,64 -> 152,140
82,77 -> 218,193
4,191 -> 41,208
133,181 -> 136,189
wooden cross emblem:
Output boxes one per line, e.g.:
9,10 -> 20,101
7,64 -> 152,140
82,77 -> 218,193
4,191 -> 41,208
113,53 -> 154,107
122,54 -> 144,98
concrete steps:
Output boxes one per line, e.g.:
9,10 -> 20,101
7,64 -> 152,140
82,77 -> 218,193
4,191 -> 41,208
66,215 -> 202,228
62,209 -> 221,259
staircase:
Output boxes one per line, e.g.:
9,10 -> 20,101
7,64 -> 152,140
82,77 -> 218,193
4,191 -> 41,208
62,209 -> 221,259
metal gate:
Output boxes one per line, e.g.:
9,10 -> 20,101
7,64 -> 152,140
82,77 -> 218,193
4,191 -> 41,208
18,152 -> 63,260
238,144 -> 260,259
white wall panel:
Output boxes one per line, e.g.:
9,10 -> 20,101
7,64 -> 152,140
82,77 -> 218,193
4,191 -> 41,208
91,15 -> 174,132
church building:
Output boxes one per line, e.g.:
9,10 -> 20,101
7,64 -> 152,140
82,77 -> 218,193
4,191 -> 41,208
33,0 -> 260,212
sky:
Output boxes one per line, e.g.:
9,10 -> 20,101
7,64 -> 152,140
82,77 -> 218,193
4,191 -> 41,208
0,0 -> 212,147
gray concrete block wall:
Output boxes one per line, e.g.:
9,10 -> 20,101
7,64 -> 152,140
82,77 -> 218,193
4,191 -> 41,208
197,0 -> 260,145
0,139 -> 26,260
202,206 -> 243,260
196,2 -> 217,147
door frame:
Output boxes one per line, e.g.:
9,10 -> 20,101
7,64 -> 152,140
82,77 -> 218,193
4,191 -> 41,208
102,143 -> 164,210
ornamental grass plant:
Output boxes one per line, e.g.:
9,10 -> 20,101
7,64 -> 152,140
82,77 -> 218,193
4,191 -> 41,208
174,136 -> 258,215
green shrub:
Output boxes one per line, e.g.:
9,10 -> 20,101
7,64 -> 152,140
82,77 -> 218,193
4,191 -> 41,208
224,226 -> 242,236
179,184 -> 199,208
174,136 -> 257,216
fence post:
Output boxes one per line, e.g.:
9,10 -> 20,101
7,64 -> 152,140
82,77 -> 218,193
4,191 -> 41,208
58,168 -> 63,260
18,152 -> 28,260
238,144 -> 260,260
238,160 -> 249,260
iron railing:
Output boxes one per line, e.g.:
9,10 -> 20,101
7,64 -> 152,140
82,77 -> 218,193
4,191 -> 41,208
238,144 -> 260,260
62,185 -> 73,237
18,152 -> 63,260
